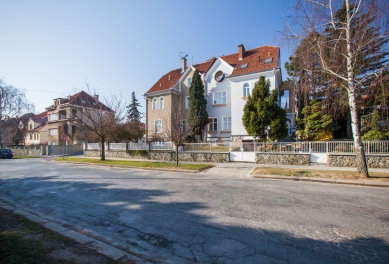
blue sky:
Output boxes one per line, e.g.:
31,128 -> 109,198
0,0 -> 295,116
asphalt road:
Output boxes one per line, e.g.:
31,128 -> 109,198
0,158 -> 388,263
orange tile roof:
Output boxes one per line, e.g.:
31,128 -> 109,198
145,45 -> 279,94
221,45 -> 279,77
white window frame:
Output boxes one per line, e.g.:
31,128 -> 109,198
185,96 -> 189,109
49,113 -> 57,121
160,96 -> 164,109
187,77 -> 192,87
213,91 -> 227,105
154,120 -> 162,133
152,98 -> 158,110
208,117 -> 217,131
280,90 -> 289,109
222,116 -> 231,131
49,128 -> 58,136
243,83 -> 250,97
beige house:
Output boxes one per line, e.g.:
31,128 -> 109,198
45,91 -> 106,145
25,112 -> 48,145
144,57 -> 214,141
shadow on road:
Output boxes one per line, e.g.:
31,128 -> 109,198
0,175 -> 388,263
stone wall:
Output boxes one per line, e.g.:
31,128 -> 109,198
9,146 -> 42,156
84,150 -> 229,163
256,153 -> 310,166
329,154 -> 389,168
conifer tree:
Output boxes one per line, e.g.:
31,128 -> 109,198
126,92 -> 142,122
242,76 -> 288,142
188,70 -> 208,141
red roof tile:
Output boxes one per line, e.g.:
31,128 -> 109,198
145,45 -> 279,94
221,45 -> 279,77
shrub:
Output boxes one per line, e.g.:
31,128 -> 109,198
361,130 -> 386,141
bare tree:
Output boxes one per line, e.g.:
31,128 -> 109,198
76,85 -> 127,160
159,93 -> 189,166
0,79 -> 34,128
283,0 -> 389,177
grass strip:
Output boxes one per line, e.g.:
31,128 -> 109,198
55,157 -> 214,171
0,207 -> 117,264
253,167 -> 389,180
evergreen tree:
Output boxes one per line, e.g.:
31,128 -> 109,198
296,101 -> 340,141
242,76 -> 288,142
126,92 -> 142,122
188,70 -> 208,141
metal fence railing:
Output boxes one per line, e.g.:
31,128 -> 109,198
149,142 -> 174,151
108,143 -> 126,150
127,142 -> 148,150
248,141 -> 389,154
86,143 -> 100,150
85,141 -> 389,154
183,143 -> 230,152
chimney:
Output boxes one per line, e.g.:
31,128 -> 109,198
94,94 -> 99,102
181,57 -> 187,73
238,44 -> 245,60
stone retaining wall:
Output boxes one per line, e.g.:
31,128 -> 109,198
84,150 -> 229,163
329,154 -> 389,168
256,153 -> 310,166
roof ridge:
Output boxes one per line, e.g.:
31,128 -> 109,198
220,45 -> 279,58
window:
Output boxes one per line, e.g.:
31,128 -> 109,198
30,133 -> 33,140
187,77 -> 192,87
243,83 -> 250,97
185,96 -> 189,109
152,98 -> 158,110
49,114 -> 57,121
154,120 -> 162,133
208,118 -> 217,131
49,129 -> 58,136
215,71 -> 224,82
30,124 -> 32,130
240,63 -> 248,68
213,91 -> 227,105
264,58 -> 273,64
280,90 -> 289,109
222,117 -> 231,131
160,97 -> 164,109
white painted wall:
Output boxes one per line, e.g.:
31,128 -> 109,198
204,59 -> 233,141
229,70 -> 281,137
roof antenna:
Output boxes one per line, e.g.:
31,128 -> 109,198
179,52 -> 188,59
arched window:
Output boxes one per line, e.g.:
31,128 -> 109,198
160,96 -> 164,109
243,83 -> 250,97
152,98 -> 158,110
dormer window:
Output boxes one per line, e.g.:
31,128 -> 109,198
240,63 -> 248,69
264,58 -> 273,64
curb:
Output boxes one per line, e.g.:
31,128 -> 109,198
0,198 -> 149,263
54,160 -> 202,174
252,174 -> 389,188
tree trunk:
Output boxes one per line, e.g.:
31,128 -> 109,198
176,144 -> 179,166
101,136 -> 105,161
345,1 -> 368,178
348,91 -> 369,178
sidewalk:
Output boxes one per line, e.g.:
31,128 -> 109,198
62,154 -> 389,187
